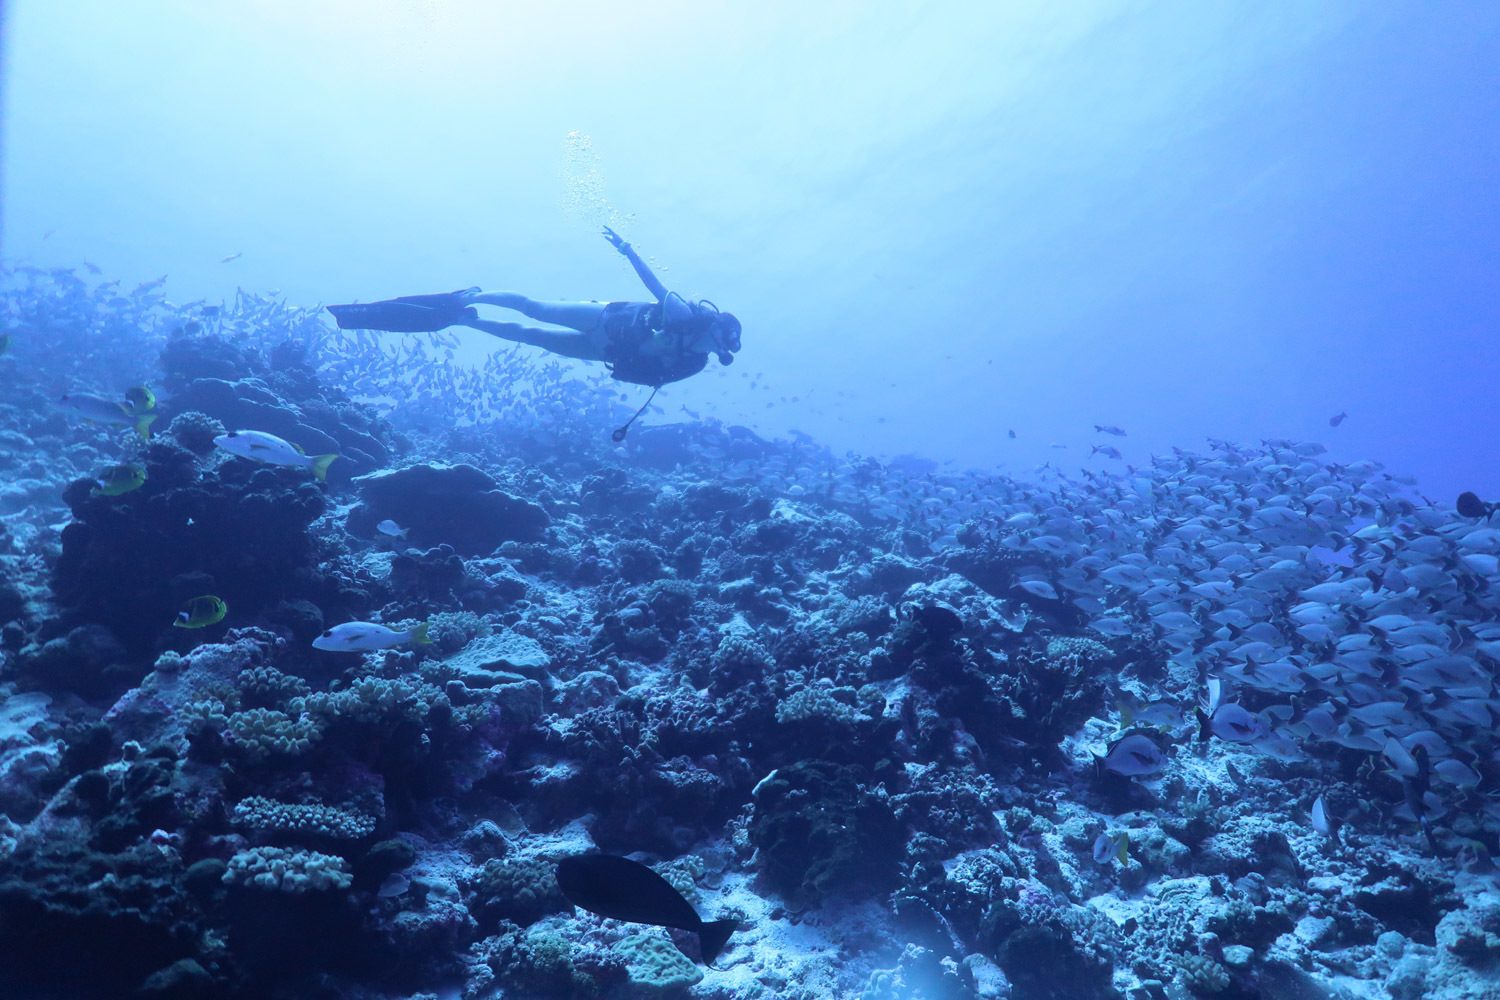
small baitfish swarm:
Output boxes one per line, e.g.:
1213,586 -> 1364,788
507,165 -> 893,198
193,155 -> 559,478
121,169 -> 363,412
0,263 -> 1497,999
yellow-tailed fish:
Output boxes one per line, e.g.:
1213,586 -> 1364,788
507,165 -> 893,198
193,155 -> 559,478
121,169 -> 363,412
61,392 -> 158,440
213,430 -> 339,481
124,385 -> 157,412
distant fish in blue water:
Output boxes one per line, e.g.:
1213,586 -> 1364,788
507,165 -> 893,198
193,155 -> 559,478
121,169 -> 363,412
313,621 -> 432,652
1091,445 -> 1122,460
376,519 -> 408,539
1328,411 -> 1348,427
556,853 -> 738,966
219,251 -> 243,263
174,595 -> 227,629
214,430 -> 339,481
1007,429 -> 1017,439
1094,424 -> 1127,436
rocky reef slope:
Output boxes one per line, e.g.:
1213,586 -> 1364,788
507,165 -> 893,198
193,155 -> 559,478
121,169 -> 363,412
1,265 -> 1497,1000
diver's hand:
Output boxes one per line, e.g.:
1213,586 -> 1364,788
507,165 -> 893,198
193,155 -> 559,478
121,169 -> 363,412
602,226 -> 631,254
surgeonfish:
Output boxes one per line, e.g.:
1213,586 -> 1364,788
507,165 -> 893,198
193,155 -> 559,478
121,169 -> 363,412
1015,578 -> 1059,600
313,621 -> 432,652
1382,738 -> 1421,780
1200,702 -> 1265,743
1117,694 -> 1185,732
1097,732 -> 1167,778
214,430 -> 339,481
174,595 -> 227,629
1197,678 -> 1266,744
1432,758 -> 1481,790
555,854 -> 738,966
1089,616 -> 1133,638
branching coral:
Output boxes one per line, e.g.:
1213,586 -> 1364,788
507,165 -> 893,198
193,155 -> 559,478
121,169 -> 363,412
222,846 -> 352,893
232,796 -> 377,841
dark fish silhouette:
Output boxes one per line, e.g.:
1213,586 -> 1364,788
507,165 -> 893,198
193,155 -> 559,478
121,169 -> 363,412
1094,424 -> 1127,436
1457,492 -> 1497,519
1402,745 -> 1441,856
1328,411 -> 1347,427
556,854 -> 737,965
1311,794 -> 1342,846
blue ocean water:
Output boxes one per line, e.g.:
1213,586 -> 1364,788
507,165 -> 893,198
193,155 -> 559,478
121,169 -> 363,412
2,3 -> 1500,999
5,2 -> 1498,498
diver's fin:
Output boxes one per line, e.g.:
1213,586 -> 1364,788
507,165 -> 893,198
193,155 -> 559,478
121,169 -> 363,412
327,288 -> 478,332
393,287 -> 481,308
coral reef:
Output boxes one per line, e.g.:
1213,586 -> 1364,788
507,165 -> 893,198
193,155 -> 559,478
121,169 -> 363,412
1,264 -> 1497,1000
749,759 -> 904,904
349,463 -> 550,553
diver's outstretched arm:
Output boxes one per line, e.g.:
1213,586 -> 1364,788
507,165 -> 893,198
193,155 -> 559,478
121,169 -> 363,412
602,227 -> 669,301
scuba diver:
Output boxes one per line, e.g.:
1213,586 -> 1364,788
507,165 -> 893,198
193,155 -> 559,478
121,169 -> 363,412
326,228 -> 741,438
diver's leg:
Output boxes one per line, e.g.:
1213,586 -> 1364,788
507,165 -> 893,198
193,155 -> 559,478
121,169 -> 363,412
463,319 -> 607,362
469,293 -> 606,333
